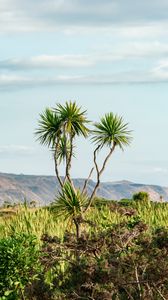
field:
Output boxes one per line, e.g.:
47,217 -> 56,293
1,199 -> 168,239
1,198 -> 168,299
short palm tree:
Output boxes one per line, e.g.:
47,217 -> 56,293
54,181 -> 88,239
85,113 -> 132,211
35,108 -> 63,187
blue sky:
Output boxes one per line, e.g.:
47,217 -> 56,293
0,0 -> 168,185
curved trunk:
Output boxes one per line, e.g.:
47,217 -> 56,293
65,133 -> 76,191
54,141 -> 63,188
82,167 -> 94,193
84,143 -> 116,212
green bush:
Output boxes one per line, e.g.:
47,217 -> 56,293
36,220 -> 168,300
119,198 -> 133,206
0,233 -> 41,299
132,191 -> 150,202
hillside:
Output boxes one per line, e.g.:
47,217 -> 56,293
0,172 -> 167,206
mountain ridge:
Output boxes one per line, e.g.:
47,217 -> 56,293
0,172 -> 167,206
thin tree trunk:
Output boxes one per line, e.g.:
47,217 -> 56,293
73,218 -> 80,240
65,134 -> 76,191
54,141 -> 63,188
82,167 -> 94,193
84,143 -> 116,212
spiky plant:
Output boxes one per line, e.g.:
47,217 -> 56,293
55,101 -> 90,186
92,113 -> 132,149
35,108 -> 61,147
55,101 -> 89,137
35,108 -> 63,186
85,113 -> 132,211
35,101 -> 90,188
54,181 -> 88,239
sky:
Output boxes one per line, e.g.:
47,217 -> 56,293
0,0 -> 168,186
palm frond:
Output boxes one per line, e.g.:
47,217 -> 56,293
53,136 -> 75,164
35,108 -> 61,147
92,113 -> 132,150
54,182 -> 88,220
55,101 -> 90,137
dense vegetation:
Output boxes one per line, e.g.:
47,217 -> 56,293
1,101 -> 167,299
1,196 -> 168,299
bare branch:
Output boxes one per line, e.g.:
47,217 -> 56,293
82,167 -> 94,193
84,143 -> 116,212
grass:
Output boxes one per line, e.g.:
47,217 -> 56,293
0,205 -> 67,241
1,199 -> 168,240
1,198 -> 168,299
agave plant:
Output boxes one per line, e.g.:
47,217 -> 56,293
54,181 -> 88,239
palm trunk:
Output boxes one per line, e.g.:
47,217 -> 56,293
73,217 -> 80,240
84,143 -> 116,212
65,134 -> 76,191
54,141 -> 63,188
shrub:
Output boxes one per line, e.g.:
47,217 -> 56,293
0,233 -> 41,299
38,220 -> 168,299
119,198 -> 133,206
132,191 -> 150,202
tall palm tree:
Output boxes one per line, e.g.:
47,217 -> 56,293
35,101 -> 89,189
85,113 -> 132,211
55,101 -> 89,186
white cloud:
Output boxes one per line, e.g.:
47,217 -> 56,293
0,55 -> 95,70
0,0 -> 168,35
1,42 -> 168,71
152,59 -> 168,79
0,68 -> 168,90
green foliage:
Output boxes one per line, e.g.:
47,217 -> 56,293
1,200 -> 168,299
55,135 -> 72,164
36,220 -> 168,300
55,101 -> 89,137
35,101 -> 89,152
35,108 -> 61,147
54,181 -> 88,220
133,191 -> 150,202
0,233 -> 41,299
92,112 -> 132,149
119,198 -> 133,206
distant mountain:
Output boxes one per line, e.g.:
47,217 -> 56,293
0,172 -> 167,206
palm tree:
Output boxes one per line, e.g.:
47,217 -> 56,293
35,107 -> 63,187
85,113 -> 132,211
55,101 -> 89,186
54,181 -> 88,240
35,101 -> 89,189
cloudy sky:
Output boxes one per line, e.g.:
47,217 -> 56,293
1,0 -> 168,185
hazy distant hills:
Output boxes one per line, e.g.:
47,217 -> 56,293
0,172 -> 168,206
